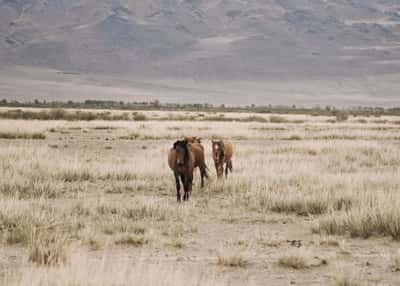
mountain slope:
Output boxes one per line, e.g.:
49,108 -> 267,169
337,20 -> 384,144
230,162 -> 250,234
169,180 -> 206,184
0,0 -> 400,79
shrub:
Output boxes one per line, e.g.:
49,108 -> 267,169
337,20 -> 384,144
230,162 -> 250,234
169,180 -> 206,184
217,254 -> 248,267
0,132 -> 45,140
29,227 -> 68,266
114,234 -> 149,247
278,254 -> 307,269
132,112 -> 147,121
269,115 -> 288,123
334,111 -> 349,122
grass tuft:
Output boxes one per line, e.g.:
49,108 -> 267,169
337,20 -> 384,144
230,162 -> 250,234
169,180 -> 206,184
278,254 -> 308,269
217,254 -> 249,268
28,227 -> 69,266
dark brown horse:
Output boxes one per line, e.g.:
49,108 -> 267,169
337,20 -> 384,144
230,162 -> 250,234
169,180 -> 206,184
168,139 -> 194,201
168,139 -> 208,201
212,139 -> 233,178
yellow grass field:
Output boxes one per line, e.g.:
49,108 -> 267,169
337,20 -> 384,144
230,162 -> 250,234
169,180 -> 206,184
0,110 -> 400,285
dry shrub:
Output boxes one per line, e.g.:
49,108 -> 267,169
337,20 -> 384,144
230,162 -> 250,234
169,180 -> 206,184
132,112 -> 147,121
286,134 -> 302,140
239,116 -> 268,123
319,237 -> 340,247
166,239 -> 185,249
217,254 -> 248,268
29,226 -> 69,266
0,212 -> 31,245
82,238 -> 102,251
0,132 -> 45,140
92,126 -> 118,130
0,109 -> 130,121
277,250 -> 326,269
57,169 -> 94,182
278,254 -> 308,269
335,112 -> 349,122
114,234 -> 149,247
269,115 -> 288,123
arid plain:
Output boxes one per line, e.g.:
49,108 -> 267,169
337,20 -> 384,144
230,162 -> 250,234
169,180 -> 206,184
0,109 -> 400,285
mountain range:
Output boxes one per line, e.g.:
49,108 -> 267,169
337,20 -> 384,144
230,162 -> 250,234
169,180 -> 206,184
0,0 -> 399,106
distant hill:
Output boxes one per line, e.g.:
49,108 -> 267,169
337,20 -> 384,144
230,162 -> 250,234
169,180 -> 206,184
1,0 -> 400,80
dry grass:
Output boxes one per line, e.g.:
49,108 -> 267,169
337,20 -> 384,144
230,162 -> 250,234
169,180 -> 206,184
217,253 -> 249,268
0,111 -> 400,285
28,227 -> 69,266
316,195 -> 400,240
114,234 -> 149,247
0,131 -> 45,139
269,115 -> 288,123
278,253 -> 308,269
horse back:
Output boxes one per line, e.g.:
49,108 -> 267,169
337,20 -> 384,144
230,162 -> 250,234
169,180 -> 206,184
189,143 -> 206,168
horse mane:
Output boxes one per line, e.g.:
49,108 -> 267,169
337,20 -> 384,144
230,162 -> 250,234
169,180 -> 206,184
173,139 -> 190,163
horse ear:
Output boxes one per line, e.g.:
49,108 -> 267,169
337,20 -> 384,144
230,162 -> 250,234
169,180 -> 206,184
196,137 -> 201,143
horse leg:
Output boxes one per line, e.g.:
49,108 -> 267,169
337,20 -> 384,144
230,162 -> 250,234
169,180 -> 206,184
175,173 -> 181,202
199,167 -> 205,188
180,174 -> 187,201
225,161 -> 229,178
182,175 -> 188,201
228,160 -> 233,172
188,173 -> 193,200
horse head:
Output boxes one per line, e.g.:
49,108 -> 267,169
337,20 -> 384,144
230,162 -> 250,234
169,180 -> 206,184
212,140 -> 225,177
173,139 -> 189,166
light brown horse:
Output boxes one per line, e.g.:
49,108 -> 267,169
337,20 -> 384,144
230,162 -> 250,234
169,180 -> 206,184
184,137 -> 208,178
184,136 -> 202,144
211,139 -> 233,178
168,139 -> 208,201
189,140 -> 208,187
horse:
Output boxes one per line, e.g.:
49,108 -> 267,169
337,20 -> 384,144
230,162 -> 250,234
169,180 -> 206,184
189,140 -> 208,187
184,136 -> 202,144
211,139 -> 233,178
168,139 -> 208,201
168,140 -> 194,201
